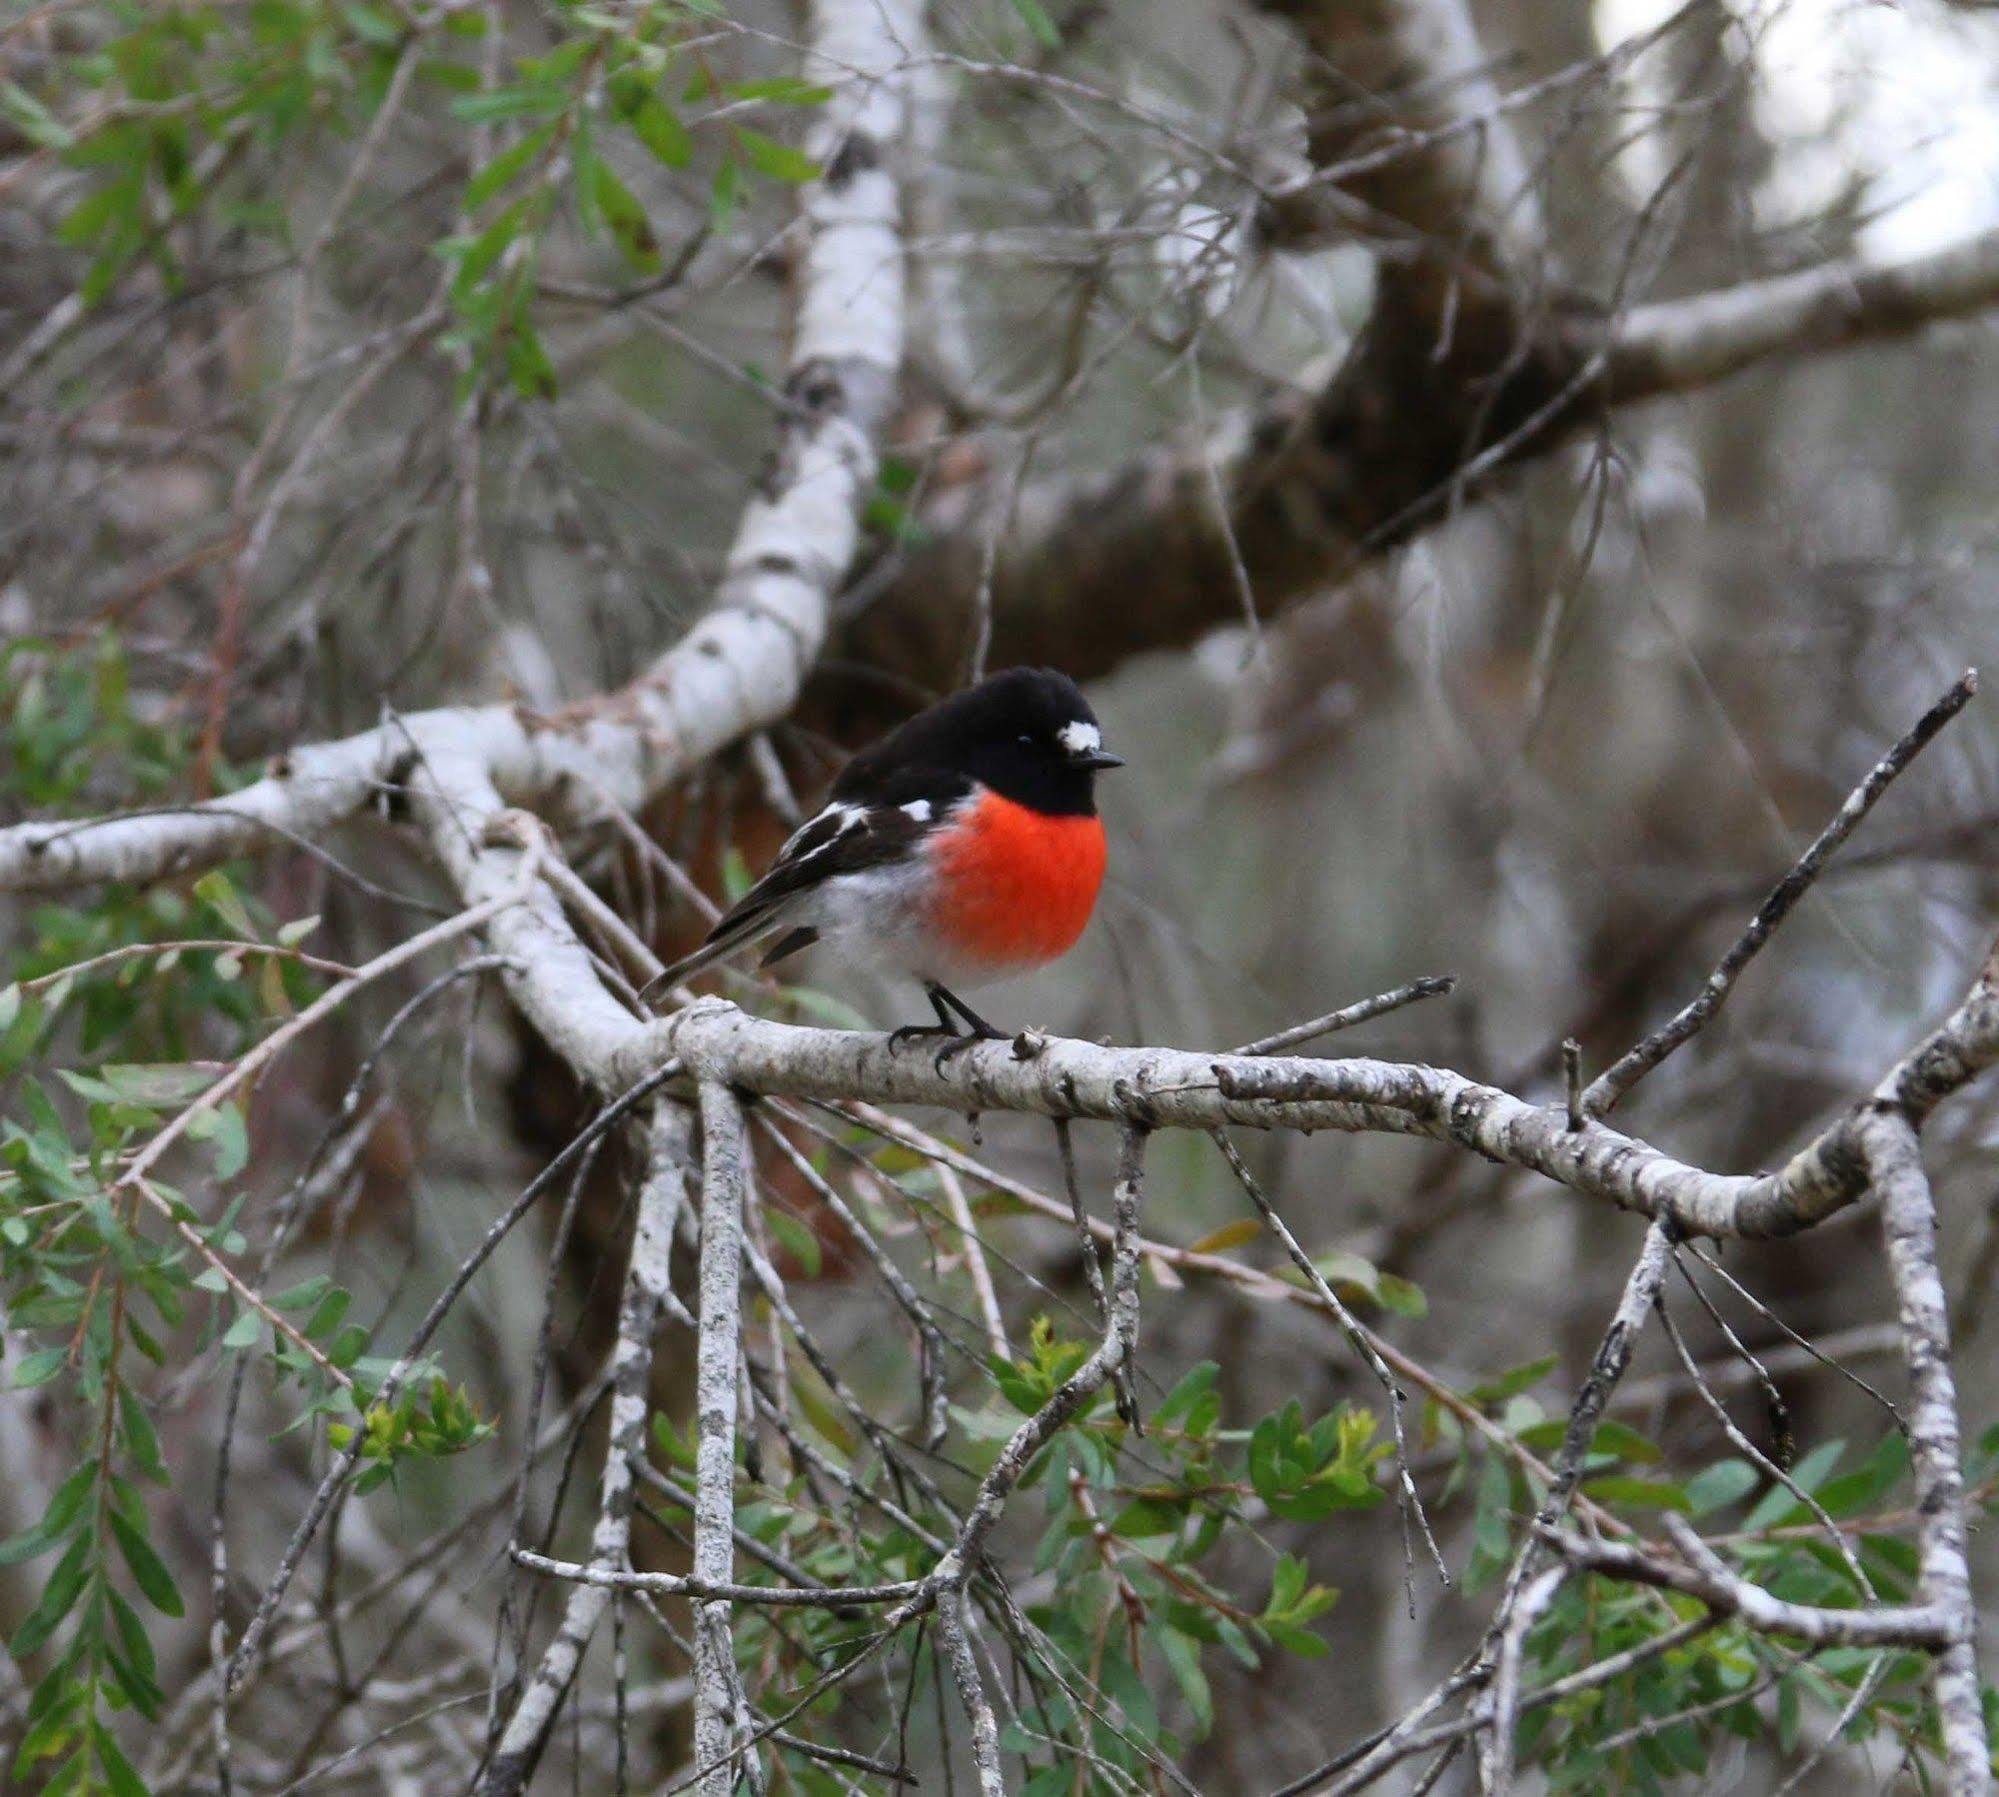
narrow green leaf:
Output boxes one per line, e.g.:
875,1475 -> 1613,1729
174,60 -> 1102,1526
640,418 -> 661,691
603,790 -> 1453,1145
110,1509 -> 183,1617
584,152 -> 661,271
12,1348 -> 66,1390
92,1720 -> 147,1797
465,125 -> 556,210
626,96 -> 692,167
11,1530 -> 92,1658
734,127 -> 818,183
1187,1217 -> 1260,1255
1686,1458 -> 1759,1517
1010,0 -> 1061,49
269,1275 -> 332,1314
451,86 -> 568,123
725,78 -> 836,106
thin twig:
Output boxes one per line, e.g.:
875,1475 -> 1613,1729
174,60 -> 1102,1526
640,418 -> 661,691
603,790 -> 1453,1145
1232,975 -> 1458,1056
1584,670 -> 1978,1117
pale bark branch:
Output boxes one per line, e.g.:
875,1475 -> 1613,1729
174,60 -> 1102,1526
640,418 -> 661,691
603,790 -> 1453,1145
1538,1518 -> 1966,1651
846,224 -> 1999,690
1253,0 -> 1545,282
1860,1113 -> 1992,1794
629,953 -> 1999,1242
691,1079 -> 751,1797
476,1103 -> 691,1797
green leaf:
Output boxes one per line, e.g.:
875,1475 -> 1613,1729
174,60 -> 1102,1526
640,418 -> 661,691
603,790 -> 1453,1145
504,316 -> 559,401
1156,1624 -> 1213,1735
1590,1419 -> 1662,1465
1009,0 -> 1062,48
734,127 -> 818,184
452,85 -> 569,123
1469,1355 -> 1557,1407
269,1275 -> 333,1313
118,1386 -> 167,1486
98,1063 -> 215,1106
1815,1433 -> 1909,1520
1187,1218 -> 1260,1256
0,1465 -> 94,1566
1263,1616 -> 1330,1658
584,152 -> 662,271
626,96 -> 692,167
193,869 -> 258,941
0,81 -> 73,151
186,1104 -> 249,1179
304,1287 -> 352,1340
443,193 -> 531,297
12,1529 -> 92,1658
763,1207 -> 822,1278
107,1587 -> 156,1687
1744,1440 -> 1845,1531
1686,1458 -> 1759,1517
110,1509 -> 183,1617
11,1348 -> 66,1390
1153,1361 -> 1218,1429
222,1310 -> 262,1351
724,77 -> 834,106
1582,1475 -> 1692,1512
276,913 -> 323,947
92,1721 -> 147,1797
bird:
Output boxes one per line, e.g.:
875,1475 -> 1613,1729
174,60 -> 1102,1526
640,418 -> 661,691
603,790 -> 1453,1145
638,667 -> 1122,1052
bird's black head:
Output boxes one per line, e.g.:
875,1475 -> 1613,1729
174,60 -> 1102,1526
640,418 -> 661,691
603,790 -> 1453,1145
860,667 -> 1123,817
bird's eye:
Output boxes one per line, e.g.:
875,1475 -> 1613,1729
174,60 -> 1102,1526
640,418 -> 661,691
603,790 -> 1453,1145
1017,733 -> 1034,747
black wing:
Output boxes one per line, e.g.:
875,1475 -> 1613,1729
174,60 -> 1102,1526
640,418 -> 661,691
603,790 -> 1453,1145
639,766 -> 967,999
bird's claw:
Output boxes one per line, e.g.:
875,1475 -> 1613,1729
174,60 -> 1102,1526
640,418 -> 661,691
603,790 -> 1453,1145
887,1023 -> 938,1054
886,1022 -> 1001,1071
932,1033 -> 990,1072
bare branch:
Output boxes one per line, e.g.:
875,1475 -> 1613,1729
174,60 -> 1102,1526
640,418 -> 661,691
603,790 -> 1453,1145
477,1103 -> 692,1797
632,968 -> 1999,1242
1539,1519 -> 1965,1651
691,1079 -> 752,1797
1232,974 -> 1457,1056
1585,670 -> 1978,1117
1860,1114 -> 1992,1793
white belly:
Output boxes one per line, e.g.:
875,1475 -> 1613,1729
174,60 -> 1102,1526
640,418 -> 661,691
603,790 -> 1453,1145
796,862 -> 1025,991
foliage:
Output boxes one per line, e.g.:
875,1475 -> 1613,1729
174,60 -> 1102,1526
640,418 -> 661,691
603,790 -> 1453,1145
5,0 -> 832,403
0,643 -> 491,1794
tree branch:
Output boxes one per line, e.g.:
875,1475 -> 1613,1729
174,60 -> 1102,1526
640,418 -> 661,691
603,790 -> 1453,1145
841,224 -> 1999,691
691,1079 -> 751,1797
477,1103 -> 692,1797
625,955 -> 1999,1242
1860,1113 -> 1992,1794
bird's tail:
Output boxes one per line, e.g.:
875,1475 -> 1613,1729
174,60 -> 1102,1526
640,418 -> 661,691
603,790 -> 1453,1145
635,913 -> 776,1008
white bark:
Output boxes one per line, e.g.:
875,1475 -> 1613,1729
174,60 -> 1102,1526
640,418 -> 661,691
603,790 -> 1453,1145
626,966 -> 1999,1242
1861,1114 -> 1992,1794
478,1103 -> 692,1797
691,1080 -> 751,1797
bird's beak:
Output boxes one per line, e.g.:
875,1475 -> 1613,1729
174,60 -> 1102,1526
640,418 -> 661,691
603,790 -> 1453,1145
1073,747 -> 1125,770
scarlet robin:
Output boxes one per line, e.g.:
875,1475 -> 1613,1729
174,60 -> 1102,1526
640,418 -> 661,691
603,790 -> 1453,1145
640,668 -> 1121,1050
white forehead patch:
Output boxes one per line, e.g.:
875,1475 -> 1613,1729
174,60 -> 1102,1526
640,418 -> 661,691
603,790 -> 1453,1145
1056,720 -> 1101,756
900,799 -> 932,823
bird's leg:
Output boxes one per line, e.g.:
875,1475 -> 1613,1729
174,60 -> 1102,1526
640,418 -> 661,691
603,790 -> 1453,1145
932,983 -> 1004,1040
887,984 -> 962,1052
888,983 -> 1005,1068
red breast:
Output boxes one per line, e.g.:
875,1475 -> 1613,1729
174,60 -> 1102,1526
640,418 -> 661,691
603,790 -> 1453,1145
927,791 -> 1107,969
